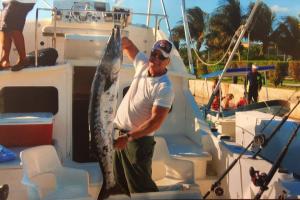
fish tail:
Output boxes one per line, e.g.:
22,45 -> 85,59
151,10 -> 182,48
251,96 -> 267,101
97,183 -> 131,200
97,184 -> 108,200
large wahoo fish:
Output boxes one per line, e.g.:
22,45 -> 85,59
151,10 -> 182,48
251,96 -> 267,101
88,27 -> 122,200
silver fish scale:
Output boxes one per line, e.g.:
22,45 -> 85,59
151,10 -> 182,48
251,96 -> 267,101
100,77 -> 118,188
89,27 -> 121,198
94,77 -> 119,189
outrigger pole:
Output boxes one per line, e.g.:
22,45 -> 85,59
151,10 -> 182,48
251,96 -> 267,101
205,0 -> 261,116
253,123 -> 300,200
160,0 -> 172,41
146,0 -> 152,27
181,0 -> 194,74
203,99 -> 300,199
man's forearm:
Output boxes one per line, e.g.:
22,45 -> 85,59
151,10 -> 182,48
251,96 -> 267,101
122,37 -> 139,61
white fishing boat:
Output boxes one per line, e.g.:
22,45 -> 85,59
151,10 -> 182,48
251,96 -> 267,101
0,0 -> 299,200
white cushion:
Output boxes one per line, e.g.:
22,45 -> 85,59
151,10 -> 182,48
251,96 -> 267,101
152,160 -> 166,181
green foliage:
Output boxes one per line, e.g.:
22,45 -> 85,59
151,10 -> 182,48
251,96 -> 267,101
240,44 -> 264,60
196,63 -> 208,77
171,6 -> 207,51
206,0 -> 242,57
288,61 -> 300,81
208,65 -> 224,73
269,62 -> 289,86
173,1 -> 300,80
245,2 -> 274,54
270,16 -> 300,59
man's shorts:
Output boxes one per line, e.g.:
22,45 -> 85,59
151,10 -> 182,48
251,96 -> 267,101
1,1 -> 35,32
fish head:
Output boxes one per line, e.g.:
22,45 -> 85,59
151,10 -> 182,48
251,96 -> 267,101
101,26 -> 122,82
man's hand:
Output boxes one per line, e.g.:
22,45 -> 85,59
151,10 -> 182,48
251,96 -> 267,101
121,37 -> 139,61
114,135 -> 129,150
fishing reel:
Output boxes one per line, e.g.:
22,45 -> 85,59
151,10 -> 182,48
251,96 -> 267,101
249,167 -> 268,188
210,182 -> 224,196
214,186 -> 224,196
253,134 -> 266,147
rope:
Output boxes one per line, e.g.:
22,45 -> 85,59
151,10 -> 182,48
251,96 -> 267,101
193,25 -> 244,67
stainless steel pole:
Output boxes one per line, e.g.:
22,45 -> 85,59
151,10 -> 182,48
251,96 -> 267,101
146,0 -> 152,28
160,0 -> 172,40
264,71 -> 268,100
52,8 -> 57,49
181,0 -> 194,74
35,8 -> 39,67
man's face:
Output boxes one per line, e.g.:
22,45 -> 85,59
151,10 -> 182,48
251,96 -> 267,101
149,49 -> 170,72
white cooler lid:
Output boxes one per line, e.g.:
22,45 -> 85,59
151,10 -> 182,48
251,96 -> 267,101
0,113 -> 53,125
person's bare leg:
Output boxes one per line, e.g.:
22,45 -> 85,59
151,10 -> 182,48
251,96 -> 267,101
0,31 -> 12,68
10,30 -> 27,65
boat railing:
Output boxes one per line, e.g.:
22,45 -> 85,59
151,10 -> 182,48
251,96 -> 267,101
34,7 -> 168,67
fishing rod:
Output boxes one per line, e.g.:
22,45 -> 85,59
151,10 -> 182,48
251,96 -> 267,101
202,99 -> 300,199
252,97 -> 300,159
202,138 -> 254,199
251,123 -> 300,200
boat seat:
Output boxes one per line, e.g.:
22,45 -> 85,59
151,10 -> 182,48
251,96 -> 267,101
152,137 -> 195,190
20,145 -> 93,200
162,135 -> 212,179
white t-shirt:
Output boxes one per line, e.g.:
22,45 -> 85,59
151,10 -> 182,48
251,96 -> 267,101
3,0 -> 36,3
114,52 -> 174,136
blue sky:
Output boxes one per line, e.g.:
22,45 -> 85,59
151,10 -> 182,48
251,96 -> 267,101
3,0 -> 299,31
116,0 -> 300,30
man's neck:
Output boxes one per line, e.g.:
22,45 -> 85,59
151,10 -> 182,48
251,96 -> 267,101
148,69 -> 167,77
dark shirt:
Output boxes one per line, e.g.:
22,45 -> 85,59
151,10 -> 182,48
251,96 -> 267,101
246,71 -> 264,90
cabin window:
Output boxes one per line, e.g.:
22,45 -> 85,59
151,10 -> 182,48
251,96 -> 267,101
0,86 -> 58,115
94,2 -> 107,11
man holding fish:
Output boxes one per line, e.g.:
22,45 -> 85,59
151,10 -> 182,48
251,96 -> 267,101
113,37 -> 175,194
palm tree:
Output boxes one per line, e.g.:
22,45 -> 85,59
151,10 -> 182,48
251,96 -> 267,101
205,0 -> 242,59
171,7 -> 207,51
245,2 -> 274,55
271,16 -> 300,59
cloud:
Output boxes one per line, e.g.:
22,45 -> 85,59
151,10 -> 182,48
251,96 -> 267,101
271,5 -> 289,13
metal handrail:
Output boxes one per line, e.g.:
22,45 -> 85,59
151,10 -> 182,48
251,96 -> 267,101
34,7 -> 168,67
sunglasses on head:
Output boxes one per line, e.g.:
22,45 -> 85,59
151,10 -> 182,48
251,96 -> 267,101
150,51 -> 168,61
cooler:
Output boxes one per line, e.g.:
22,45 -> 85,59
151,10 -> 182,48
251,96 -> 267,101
0,113 -> 53,147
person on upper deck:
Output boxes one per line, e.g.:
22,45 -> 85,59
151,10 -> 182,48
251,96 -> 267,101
113,37 -> 175,194
245,64 -> 264,104
0,0 -> 36,71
